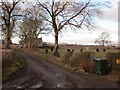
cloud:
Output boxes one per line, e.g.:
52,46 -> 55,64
102,5 -> 118,22
96,26 -> 118,35
95,19 -> 118,33
99,0 -> 118,22
36,22 -> 118,45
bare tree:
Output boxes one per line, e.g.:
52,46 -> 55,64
0,0 -> 23,49
19,17 -> 46,48
19,6 -> 50,48
36,0 -> 109,57
95,32 -> 111,46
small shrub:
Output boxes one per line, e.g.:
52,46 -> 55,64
106,52 -> 120,71
106,52 -> 120,60
79,52 -> 94,60
70,52 -> 95,73
62,50 -> 73,65
80,60 -> 95,73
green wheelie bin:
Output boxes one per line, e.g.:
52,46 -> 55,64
93,58 -> 108,75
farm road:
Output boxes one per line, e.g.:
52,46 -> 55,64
2,49 -> 118,89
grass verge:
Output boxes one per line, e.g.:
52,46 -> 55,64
2,49 -> 26,82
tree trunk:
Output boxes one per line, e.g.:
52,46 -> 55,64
5,26 -> 11,49
52,15 -> 59,57
4,13 -> 11,49
5,37 -> 10,49
53,32 -> 59,57
34,37 -> 38,48
28,41 -> 31,48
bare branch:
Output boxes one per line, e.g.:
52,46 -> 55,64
55,2 -> 68,16
40,15 -> 52,24
62,2 -> 90,27
37,1 -> 52,17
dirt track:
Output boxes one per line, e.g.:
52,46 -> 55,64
2,49 -> 118,89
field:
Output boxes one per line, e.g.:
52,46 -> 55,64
34,45 -> 119,60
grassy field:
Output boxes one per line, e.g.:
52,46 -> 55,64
37,45 -> 119,59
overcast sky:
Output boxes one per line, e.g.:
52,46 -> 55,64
12,0 -> 119,45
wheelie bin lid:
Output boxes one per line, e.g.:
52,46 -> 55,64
93,58 -> 107,61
